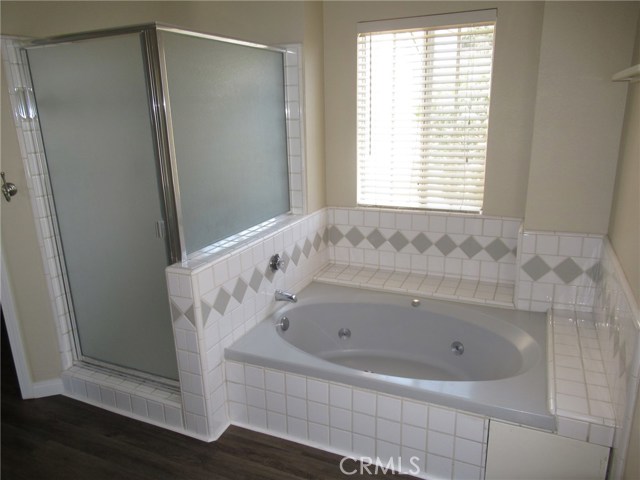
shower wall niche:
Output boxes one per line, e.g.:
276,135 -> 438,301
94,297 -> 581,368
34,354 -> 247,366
22,24 -> 293,385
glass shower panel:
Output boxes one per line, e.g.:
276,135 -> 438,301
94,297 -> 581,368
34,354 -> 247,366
27,33 -> 179,380
160,31 -> 290,255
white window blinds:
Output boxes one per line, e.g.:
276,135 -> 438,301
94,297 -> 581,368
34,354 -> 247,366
357,10 -> 496,213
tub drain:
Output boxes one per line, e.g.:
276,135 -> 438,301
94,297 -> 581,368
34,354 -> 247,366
338,328 -> 351,340
451,341 -> 464,355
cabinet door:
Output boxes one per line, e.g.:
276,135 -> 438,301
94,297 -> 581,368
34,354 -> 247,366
485,421 -> 609,480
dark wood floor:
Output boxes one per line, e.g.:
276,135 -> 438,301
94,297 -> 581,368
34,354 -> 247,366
1,317 -> 413,479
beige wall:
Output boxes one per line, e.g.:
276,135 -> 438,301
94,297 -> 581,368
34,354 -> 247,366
615,17 -> 639,480
609,14 -> 640,305
0,1 -> 324,384
323,1 -> 544,217
524,2 -> 638,233
303,1 -> 326,213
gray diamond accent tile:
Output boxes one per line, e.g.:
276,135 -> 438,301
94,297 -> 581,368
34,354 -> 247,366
553,257 -> 583,284
389,231 -> 409,252
249,268 -> 263,292
411,233 -> 432,253
232,278 -> 248,303
345,227 -> 365,247
201,301 -> 211,326
367,229 -> 386,249
313,233 -> 322,251
303,238 -> 312,257
291,245 -> 302,265
280,252 -> 290,272
184,305 -> 195,325
435,235 -> 457,256
329,226 -> 344,245
522,256 -> 551,281
485,238 -> 510,261
213,288 -> 231,316
585,262 -> 602,283
460,236 -> 483,258
170,300 -> 182,323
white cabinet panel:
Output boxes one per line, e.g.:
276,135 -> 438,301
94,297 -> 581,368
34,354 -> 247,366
486,421 -> 609,480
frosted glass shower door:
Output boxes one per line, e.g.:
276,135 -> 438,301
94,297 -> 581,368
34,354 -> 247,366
27,33 -> 179,380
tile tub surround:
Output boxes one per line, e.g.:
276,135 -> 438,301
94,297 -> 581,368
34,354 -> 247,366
327,208 -> 520,287
226,361 -> 490,480
592,240 -> 640,480
548,310 -> 616,448
516,230 -> 604,312
167,209 -> 330,439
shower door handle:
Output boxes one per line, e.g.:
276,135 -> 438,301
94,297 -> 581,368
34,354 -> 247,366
155,220 -> 166,239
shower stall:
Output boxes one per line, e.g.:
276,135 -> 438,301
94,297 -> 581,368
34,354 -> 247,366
18,24 -> 291,386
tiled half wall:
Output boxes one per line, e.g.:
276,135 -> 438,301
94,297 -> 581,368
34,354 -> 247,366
166,210 -> 329,439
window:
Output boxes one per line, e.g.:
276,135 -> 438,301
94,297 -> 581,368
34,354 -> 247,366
357,10 -> 496,213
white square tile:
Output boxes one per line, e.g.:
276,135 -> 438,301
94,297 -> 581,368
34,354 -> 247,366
115,391 -> 132,412
330,406 -> 352,430
455,414 -> 485,442
353,433 -> 376,458
402,424 -> 427,451
309,422 -> 330,445
556,416 -> 589,441
377,439 -> 401,463
227,382 -> 246,404
246,386 -> 266,409
225,362 -> 245,384
589,423 -> 615,447
402,400 -> 428,428
428,406 -> 456,434
426,454 -> 453,480
377,395 -> 401,421
288,416 -> 308,439
353,412 -> 376,437
330,427 -> 352,451
244,365 -> 264,389
427,430 -> 454,457
265,370 -> 285,393
377,417 -> 401,444
307,379 -> 329,404
286,395 -> 307,419
308,401 -> 329,425
286,373 -> 307,398
147,400 -> 165,422
330,384 -> 352,409
131,396 -> 148,417
99,387 -> 116,408
454,461 -> 482,480
229,402 -> 248,422
267,411 -> 287,434
266,391 -> 286,414
165,405 -> 183,428
247,406 -> 267,428
454,438 -> 483,466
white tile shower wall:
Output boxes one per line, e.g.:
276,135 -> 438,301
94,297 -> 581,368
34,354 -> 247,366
283,44 -> 305,215
225,361 -> 489,480
1,38 -> 75,372
327,207 -> 521,285
592,239 -> 640,480
516,230 -> 604,312
167,209 -> 329,439
2,37 -> 198,438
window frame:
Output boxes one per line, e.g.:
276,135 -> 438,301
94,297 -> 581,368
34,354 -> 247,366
356,9 -> 497,214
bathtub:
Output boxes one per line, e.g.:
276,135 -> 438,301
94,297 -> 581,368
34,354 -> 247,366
225,282 -> 554,430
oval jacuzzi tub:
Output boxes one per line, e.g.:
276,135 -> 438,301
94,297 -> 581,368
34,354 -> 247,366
225,282 -> 554,430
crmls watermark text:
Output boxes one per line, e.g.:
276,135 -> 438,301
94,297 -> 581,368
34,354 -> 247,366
339,456 -> 421,476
